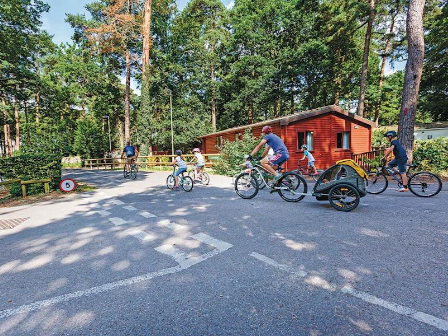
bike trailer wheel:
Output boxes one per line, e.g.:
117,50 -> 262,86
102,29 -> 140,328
277,172 -> 307,202
166,175 -> 175,189
234,172 -> 259,199
328,183 -> 360,212
182,176 -> 194,192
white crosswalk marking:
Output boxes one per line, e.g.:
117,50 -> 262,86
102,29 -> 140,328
108,217 -> 127,226
127,229 -> 154,242
123,205 -> 137,211
155,245 -> 191,265
107,199 -> 124,205
139,211 -> 157,218
97,210 -> 111,217
192,233 -> 233,252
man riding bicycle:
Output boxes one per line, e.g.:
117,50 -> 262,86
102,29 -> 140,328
122,141 -> 138,171
249,125 -> 289,190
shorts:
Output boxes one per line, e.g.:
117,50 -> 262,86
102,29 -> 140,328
388,159 -> 407,174
174,167 -> 187,177
308,161 -> 315,168
269,152 -> 289,166
126,155 -> 136,162
196,164 -> 205,169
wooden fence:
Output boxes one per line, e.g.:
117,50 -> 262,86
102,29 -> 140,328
352,149 -> 385,172
83,154 -> 221,170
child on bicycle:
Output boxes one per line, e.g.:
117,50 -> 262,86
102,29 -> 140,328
299,145 -> 318,175
383,130 -> 409,192
240,154 -> 253,173
169,149 -> 188,190
191,148 -> 205,181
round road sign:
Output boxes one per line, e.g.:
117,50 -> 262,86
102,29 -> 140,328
60,179 -> 76,192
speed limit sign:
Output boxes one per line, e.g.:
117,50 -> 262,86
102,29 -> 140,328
59,179 -> 76,192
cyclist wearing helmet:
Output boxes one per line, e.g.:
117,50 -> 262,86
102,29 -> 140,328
191,148 -> 205,181
250,125 -> 289,185
170,149 -> 188,190
122,141 -> 138,171
383,130 -> 409,192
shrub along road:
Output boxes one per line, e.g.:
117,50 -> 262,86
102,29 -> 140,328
0,169 -> 447,335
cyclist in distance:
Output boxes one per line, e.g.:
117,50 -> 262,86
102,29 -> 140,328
122,141 -> 138,171
382,130 -> 409,192
249,125 -> 289,186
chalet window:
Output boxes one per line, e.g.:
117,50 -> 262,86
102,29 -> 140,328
337,132 -> 350,149
297,131 -> 313,151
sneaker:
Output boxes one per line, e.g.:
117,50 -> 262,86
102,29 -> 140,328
398,186 -> 409,192
173,186 -> 180,191
273,174 -> 283,183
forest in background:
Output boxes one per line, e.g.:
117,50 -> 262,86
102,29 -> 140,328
1,0 -> 447,158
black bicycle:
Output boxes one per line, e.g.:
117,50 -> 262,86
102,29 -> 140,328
124,160 -> 138,180
366,161 -> 442,197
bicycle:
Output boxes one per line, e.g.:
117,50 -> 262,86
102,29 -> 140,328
123,159 -> 138,180
294,162 -> 321,182
188,164 -> 210,185
166,166 -> 194,192
234,160 -> 307,202
366,160 -> 442,197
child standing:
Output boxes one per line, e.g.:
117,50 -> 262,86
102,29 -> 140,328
299,145 -> 318,175
169,149 -> 187,190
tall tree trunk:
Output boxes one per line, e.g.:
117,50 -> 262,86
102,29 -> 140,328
24,100 -> 30,145
2,98 -> 12,156
375,12 -> 397,126
210,44 -> 217,132
334,53 -> 346,105
14,97 -> 20,152
35,91 -> 40,123
248,102 -> 253,124
290,76 -> 295,113
357,0 -> 375,117
142,0 -> 152,79
398,0 -> 425,162
124,48 -> 131,143
274,96 -> 279,118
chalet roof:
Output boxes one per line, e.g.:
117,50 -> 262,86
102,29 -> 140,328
199,105 -> 376,138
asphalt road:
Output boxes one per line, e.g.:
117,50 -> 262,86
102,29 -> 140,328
0,169 -> 447,335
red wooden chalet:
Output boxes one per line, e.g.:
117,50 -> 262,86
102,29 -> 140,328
199,105 -> 376,170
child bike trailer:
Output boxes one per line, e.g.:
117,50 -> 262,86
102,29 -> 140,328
312,159 -> 368,212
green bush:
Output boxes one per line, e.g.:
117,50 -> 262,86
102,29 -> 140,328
413,138 -> 448,174
73,117 -> 108,159
213,129 -> 262,176
0,155 -> 62,196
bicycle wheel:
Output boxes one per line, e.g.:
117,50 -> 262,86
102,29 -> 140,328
181,176 -> 194,192
366,172 -> 388,194
277,172 -> 307,202
123,166 -> 130,178
166,174 -> 175,189
188,170 -> 195,179
201,172 -> 210,185
130,165 -> 138,180
252,168 -> 266,189
329,183 -> 360,212
234,172 -> 259,199
408,172 -> 442,197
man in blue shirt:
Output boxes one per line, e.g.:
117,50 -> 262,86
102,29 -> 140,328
122,141 -> 138,171
382,130 -> 409,192
250,125 -> 289,184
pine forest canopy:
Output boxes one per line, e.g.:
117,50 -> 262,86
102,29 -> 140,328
0,0 -> 447,158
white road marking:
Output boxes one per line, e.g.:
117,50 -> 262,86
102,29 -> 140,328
341,286 -> 448,332
97,210 -> 111,217
155,245 -> 191,266
107,199 -> 124,205
0,235 -> 233,319
251,252 -> 448,332
127,229 -> 154,242
250,252 -> 307,277
108,217 -> 127,226
192,233 -> 234,252
140,211 -> 157,218
123,205 -> 137,211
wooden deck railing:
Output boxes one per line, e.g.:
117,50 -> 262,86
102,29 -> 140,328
351,150 -> 383,172
82,154 -> 221,170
